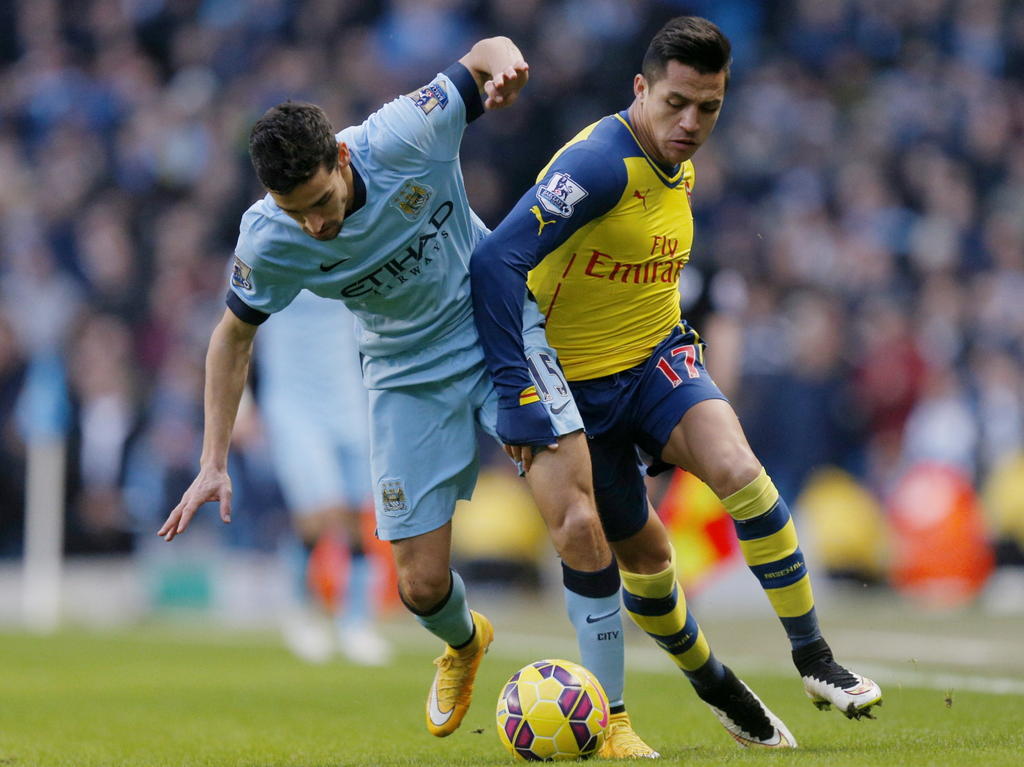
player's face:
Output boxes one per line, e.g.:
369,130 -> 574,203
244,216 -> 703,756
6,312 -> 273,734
633,60 -> 725,166
270,146 -> 351,241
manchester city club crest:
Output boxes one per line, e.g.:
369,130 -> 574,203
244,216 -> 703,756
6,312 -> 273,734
390,179 -> 434,221
379,478 -> 409,515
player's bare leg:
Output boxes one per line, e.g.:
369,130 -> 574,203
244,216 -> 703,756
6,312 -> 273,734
392,523 -> 494,737
521,431 -> 609,572
609,504 -> 673,575
524,432 -> 659,759
662,399 -> 882,719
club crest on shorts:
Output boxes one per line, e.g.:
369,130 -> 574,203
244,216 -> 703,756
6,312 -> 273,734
379,478 -> 409,515
390,179 -> 434,221
408,81 -> 449,114
536,172 -> 588,218
231,255 -> 253,290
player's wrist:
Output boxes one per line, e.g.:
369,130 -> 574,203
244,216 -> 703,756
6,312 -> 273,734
496,399 -> 556,447
497,393 -> 521,410
495,378 -> 540,409
198,454 -> 228,473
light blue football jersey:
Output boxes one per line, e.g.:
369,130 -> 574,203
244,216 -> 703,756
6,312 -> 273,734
256,290 -> 372,512
255,288 -> 367,444
229,64 -> 488,389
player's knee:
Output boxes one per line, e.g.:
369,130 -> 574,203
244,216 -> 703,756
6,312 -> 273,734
549,497 -> 608,565
705,447 -> 761,498
614,542 -> 671,575
397,568 -> 451,614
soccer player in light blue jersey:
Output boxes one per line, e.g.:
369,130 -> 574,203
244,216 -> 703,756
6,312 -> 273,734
256,289 -> 389,666
158,37 -> 647,748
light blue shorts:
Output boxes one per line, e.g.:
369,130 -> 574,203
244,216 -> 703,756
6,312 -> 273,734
262,396 -> 372,514
370,302 -> 583,541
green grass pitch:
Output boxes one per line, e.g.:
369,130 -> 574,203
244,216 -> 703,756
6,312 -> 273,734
0,627 -> 1021,766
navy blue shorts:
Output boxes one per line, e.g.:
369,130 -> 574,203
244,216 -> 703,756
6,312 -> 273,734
569,323 -> 728,541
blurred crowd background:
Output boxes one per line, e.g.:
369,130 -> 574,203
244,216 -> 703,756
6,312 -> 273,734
1,0 -> 1023,616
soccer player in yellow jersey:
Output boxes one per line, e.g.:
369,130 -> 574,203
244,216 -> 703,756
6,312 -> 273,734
470,15 -> 883,739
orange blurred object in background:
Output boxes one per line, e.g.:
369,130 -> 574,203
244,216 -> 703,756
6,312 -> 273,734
306,532 -> 348,611
306,509 -> 399,613
888,463 -> 995,608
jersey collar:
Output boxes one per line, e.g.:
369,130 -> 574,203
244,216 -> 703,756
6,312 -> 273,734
614,110 -> 684,187
349,159 -> 367,215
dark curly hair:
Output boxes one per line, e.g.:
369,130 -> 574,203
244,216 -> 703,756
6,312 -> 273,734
248,101 -> 339,194
642,16 -> 732,86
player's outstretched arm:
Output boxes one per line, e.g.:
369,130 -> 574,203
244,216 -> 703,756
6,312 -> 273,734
158,309 -> 258,541
459,36 -> 528,110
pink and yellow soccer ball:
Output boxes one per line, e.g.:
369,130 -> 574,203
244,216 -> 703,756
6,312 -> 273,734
496,659 -> 609,761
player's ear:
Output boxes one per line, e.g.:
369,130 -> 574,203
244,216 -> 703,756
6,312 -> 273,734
633,73 -> 647,101
336,141 -> 350,168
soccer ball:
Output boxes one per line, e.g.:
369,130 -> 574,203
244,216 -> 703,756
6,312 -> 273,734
496,659 -> 609,761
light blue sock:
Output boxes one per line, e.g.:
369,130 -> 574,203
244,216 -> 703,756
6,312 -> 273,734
285,536 -> 314,603
562,561 -> 625,708
409,569 -> 474,648
340,551 -> 373,628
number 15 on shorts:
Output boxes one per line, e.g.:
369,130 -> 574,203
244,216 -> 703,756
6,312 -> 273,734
526,351 -> 569,402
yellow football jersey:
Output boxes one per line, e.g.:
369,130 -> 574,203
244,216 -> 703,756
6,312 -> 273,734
526,113 -> 695,380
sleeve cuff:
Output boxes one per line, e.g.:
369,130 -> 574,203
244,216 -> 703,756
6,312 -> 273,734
496,380 -> 532,409
442,62 -> 484,123
226,291 -> 270,325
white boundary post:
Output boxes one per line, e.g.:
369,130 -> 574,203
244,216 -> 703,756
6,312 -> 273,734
16,352 -> 70,633
21,438 -> 66,632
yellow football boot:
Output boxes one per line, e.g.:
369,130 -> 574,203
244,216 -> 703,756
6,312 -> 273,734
425,610 -> 494,737
598,711 -> 660,759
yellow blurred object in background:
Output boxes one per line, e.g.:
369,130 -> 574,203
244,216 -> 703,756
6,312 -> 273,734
796,467 -> 888,582
452,468 -> 549,566
981,452 -> 1024,549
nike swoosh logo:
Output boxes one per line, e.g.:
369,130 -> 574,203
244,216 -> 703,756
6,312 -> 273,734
550,401 -> 570,415
319,258 -> 350,272
585,607 -> 620,624
427,682 -> 454,727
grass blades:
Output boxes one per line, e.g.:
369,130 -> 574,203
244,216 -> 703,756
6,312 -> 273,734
0,626 -> 1022,766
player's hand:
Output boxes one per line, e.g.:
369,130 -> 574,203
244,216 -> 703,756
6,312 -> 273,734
502,440 -> 558,473
484,61 -> 529,110
158,467 -> 232,541
497,399 -> 557,473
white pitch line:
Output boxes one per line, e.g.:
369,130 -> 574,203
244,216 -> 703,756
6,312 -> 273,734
846,664 -> 1024,697
825,629 -> 1022,666
98,621 -> 1024,697
462,629 -> 1024,697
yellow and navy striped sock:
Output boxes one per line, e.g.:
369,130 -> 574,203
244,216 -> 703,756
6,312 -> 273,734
620,547 -> 724,686
723,468 -> 821,649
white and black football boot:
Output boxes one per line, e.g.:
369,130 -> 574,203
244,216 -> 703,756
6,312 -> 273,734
695,665 -> 797,748
794,638 -> 883,719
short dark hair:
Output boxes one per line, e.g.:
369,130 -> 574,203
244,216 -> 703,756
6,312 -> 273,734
642,16 -> 731,85
248,102 -> 338,194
